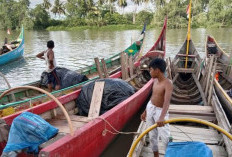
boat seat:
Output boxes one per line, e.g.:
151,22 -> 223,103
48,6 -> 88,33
177,68 -> 195,73
176,54 -> 197,57
149,50 -> 164,54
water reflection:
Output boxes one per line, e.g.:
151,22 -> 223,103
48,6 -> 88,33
0,28 -> 232,89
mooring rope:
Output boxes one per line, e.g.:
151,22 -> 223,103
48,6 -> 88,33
97,117 -> 140,135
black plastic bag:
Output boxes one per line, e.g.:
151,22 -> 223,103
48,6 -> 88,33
76,78 -> 135,116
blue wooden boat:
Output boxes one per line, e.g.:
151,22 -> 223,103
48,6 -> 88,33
0,27 -> 24,65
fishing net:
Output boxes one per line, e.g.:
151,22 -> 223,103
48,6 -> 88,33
40,67 -> 88,89
76,78 -> 135,116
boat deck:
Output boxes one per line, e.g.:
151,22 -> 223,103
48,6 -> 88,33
129,105 -> 228,157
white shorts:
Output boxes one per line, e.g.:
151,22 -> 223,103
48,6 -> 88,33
146,100 -> 170,152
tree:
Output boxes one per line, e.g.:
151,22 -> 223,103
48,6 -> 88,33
43,0 -> 52,11
51,0 -> 66,17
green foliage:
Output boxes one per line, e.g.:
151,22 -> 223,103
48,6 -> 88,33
30,4 -> 50,29
135,11 -> 153,25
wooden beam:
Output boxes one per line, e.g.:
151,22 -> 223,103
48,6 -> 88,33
88,82 -> 105,119
101,59 -> 109,78
205,55 -> 214,96
94,57 -> 103,79
211,90 -> 232,156
208,62 -> 217,105
129,55 -> 133,78
125,53 -> 129,79
177,68 -> 195,73
120,52 -> 126,80
192,74 -> 207,106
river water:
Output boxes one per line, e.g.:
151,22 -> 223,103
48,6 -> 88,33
0,28 -> 232,89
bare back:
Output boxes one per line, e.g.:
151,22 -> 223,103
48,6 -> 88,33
150,78 -> 173,108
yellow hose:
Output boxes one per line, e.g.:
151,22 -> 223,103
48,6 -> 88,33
128,117 -> 232,157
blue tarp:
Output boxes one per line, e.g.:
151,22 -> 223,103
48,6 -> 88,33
165,142 -> 213,157
3,112 -> 58,153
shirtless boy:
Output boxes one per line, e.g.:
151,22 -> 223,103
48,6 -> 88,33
141,58 -> 173,157
36,40 -> 60,92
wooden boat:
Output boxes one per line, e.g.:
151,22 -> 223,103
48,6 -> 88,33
170,38 -> 207,106
128,36 -> 232,157
0,32 -> 145,118
205,35 -> 232,120
0,18 -> 167,156
0,27 -> 24,66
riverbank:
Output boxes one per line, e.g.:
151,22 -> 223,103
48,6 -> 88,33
46,24 -> 150,31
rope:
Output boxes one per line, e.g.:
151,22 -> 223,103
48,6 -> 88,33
97,117 -> 140,135
172,125 -> 193,142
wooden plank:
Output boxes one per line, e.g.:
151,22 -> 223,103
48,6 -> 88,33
94,57 -> 103,79
192,74 -> 208,106
129,55 -> 133,78
47,119 -> 86,133
170,114 -> 216,121
120,52 -> 126,80
125,53 -> 129,79
170,105 -> 213,112
177,68 -> 195,73
211,91 -> 232,156
170,125 -> 219,136
169,110 -> 215,117
205,55 -> 214,95
56,115 -> 91,123
207,62 -> 217,105
88,82 -> 105,118
101,59 -> 109,78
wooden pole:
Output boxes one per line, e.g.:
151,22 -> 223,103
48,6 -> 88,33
101,59 -> 109,78
94,57 -> 103,79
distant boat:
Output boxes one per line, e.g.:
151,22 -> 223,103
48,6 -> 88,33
0,27 -> 24,65
206,35 -> 232,120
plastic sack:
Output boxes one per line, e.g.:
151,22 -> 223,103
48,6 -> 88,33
165,142 -> 213,157
3,112 -> 58,153
76,78 -> 135,116
40,67 -> 88,89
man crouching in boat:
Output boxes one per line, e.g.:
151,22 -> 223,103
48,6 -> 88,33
141,58 -> 173,157
36,40 -> 60,92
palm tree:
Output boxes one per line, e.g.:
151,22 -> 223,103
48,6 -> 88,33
131,0 -> 140,24
117,0 -> 127,15
51,0 -> 65,17
108,0 -> 116,14
43,0 -> 52,11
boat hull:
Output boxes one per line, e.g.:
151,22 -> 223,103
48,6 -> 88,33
0,39 -> 24,65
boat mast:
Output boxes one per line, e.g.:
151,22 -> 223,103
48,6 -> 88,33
185,0 -> 192,69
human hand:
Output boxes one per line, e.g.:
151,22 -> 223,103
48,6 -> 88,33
49,64 -> 54,69
140,111 -> 146,121
156,118 -> 165,127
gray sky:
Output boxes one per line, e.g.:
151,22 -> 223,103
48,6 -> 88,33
30,0 -> 155,14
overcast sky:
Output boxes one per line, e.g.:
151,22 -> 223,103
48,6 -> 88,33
30,0 -> 155,14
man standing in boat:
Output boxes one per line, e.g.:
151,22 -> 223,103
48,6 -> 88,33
141,58 -> 173,157
36,40 -> 60,92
